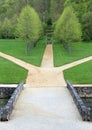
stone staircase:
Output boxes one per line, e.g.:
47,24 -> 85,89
46,26 -> 53,44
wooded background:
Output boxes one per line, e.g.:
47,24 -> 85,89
0,0 -> 92,41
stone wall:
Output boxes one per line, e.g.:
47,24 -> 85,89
0,82 -> 24,121
0,87 -> 15,99
67,81 -> 91,121
74,87 -> 92,98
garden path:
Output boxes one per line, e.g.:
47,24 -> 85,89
0,45 -> 92,87
0,45 -> 92,130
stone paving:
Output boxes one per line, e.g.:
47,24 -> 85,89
0,45 -> 92,129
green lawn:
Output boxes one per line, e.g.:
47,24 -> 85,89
0,39 -> 92,84
64,61 -> 92,84
0,38 -> 46,83
0,38 -> 46,66
0,57 -> 28,84
53,42 -> 92,66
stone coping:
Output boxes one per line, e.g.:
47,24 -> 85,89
0,82 -> 24,121
66,81 -> 91,121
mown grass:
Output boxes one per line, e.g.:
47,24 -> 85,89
0,57 -> 28,84
53,42 -> 92,66
0,38 -> 46,66
0,38 -> 46,83
64,61 -> 92,84
0,38 -> 92,84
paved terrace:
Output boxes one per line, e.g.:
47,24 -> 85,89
0,45 -> 92,130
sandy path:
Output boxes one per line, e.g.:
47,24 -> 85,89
41,44 -> 53,67
0,46 -> 92,87
59,56 -> 92,71
26,44 -> 66,87
26,68 -> 66,87
0,52 -> 38,70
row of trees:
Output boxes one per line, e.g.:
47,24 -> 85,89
0,4 -> 43,55
0,0 -> 92,41
0,0 -> 92,55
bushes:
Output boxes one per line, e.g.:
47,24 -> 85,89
0,18 -> 16,39
82,11 -> 92,41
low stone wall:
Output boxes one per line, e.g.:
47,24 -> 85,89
0,82 -> 24,121
74,87 -> 92,97
67,81 -> 91,121
0,87 -> 15,99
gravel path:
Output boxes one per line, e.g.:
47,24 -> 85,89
41,44 -> 53,67
26,44 -> 66,87
0,45 -> 92,129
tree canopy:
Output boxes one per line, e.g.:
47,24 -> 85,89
0,0 -> 91,41
54,6 -> 82,52
16,5 -> 43,55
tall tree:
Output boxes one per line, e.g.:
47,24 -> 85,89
16,5 -> 43,55
54,6 -> 82,52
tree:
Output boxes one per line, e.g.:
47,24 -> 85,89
1,18 -> 11,39
54,6 -> 82,52
16,5 -> 43,55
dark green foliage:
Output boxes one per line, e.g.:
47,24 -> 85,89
82,11 -> 92,41
1,18 -> 16,39
50,0 -> 65,22
68,0 -> 92,41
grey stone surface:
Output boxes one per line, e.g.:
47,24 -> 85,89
0,82 -> 24,121
67,81 -> 91,121
75,87 -> 92,97
0,87 -> 15,98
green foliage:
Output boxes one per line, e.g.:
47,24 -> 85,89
16,5 -> 43,55
0,18 -> 16,39
69,0 -> 92,41
50,0 -> 65,22
0,0 -> 91,41
64,61 -> 92,84
82,11 -> 92,41
30,0 -> 50,23
54,6 -> 82,52
1,18 -> 11,39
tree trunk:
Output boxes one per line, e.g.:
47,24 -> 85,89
63,42 -> 71,54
